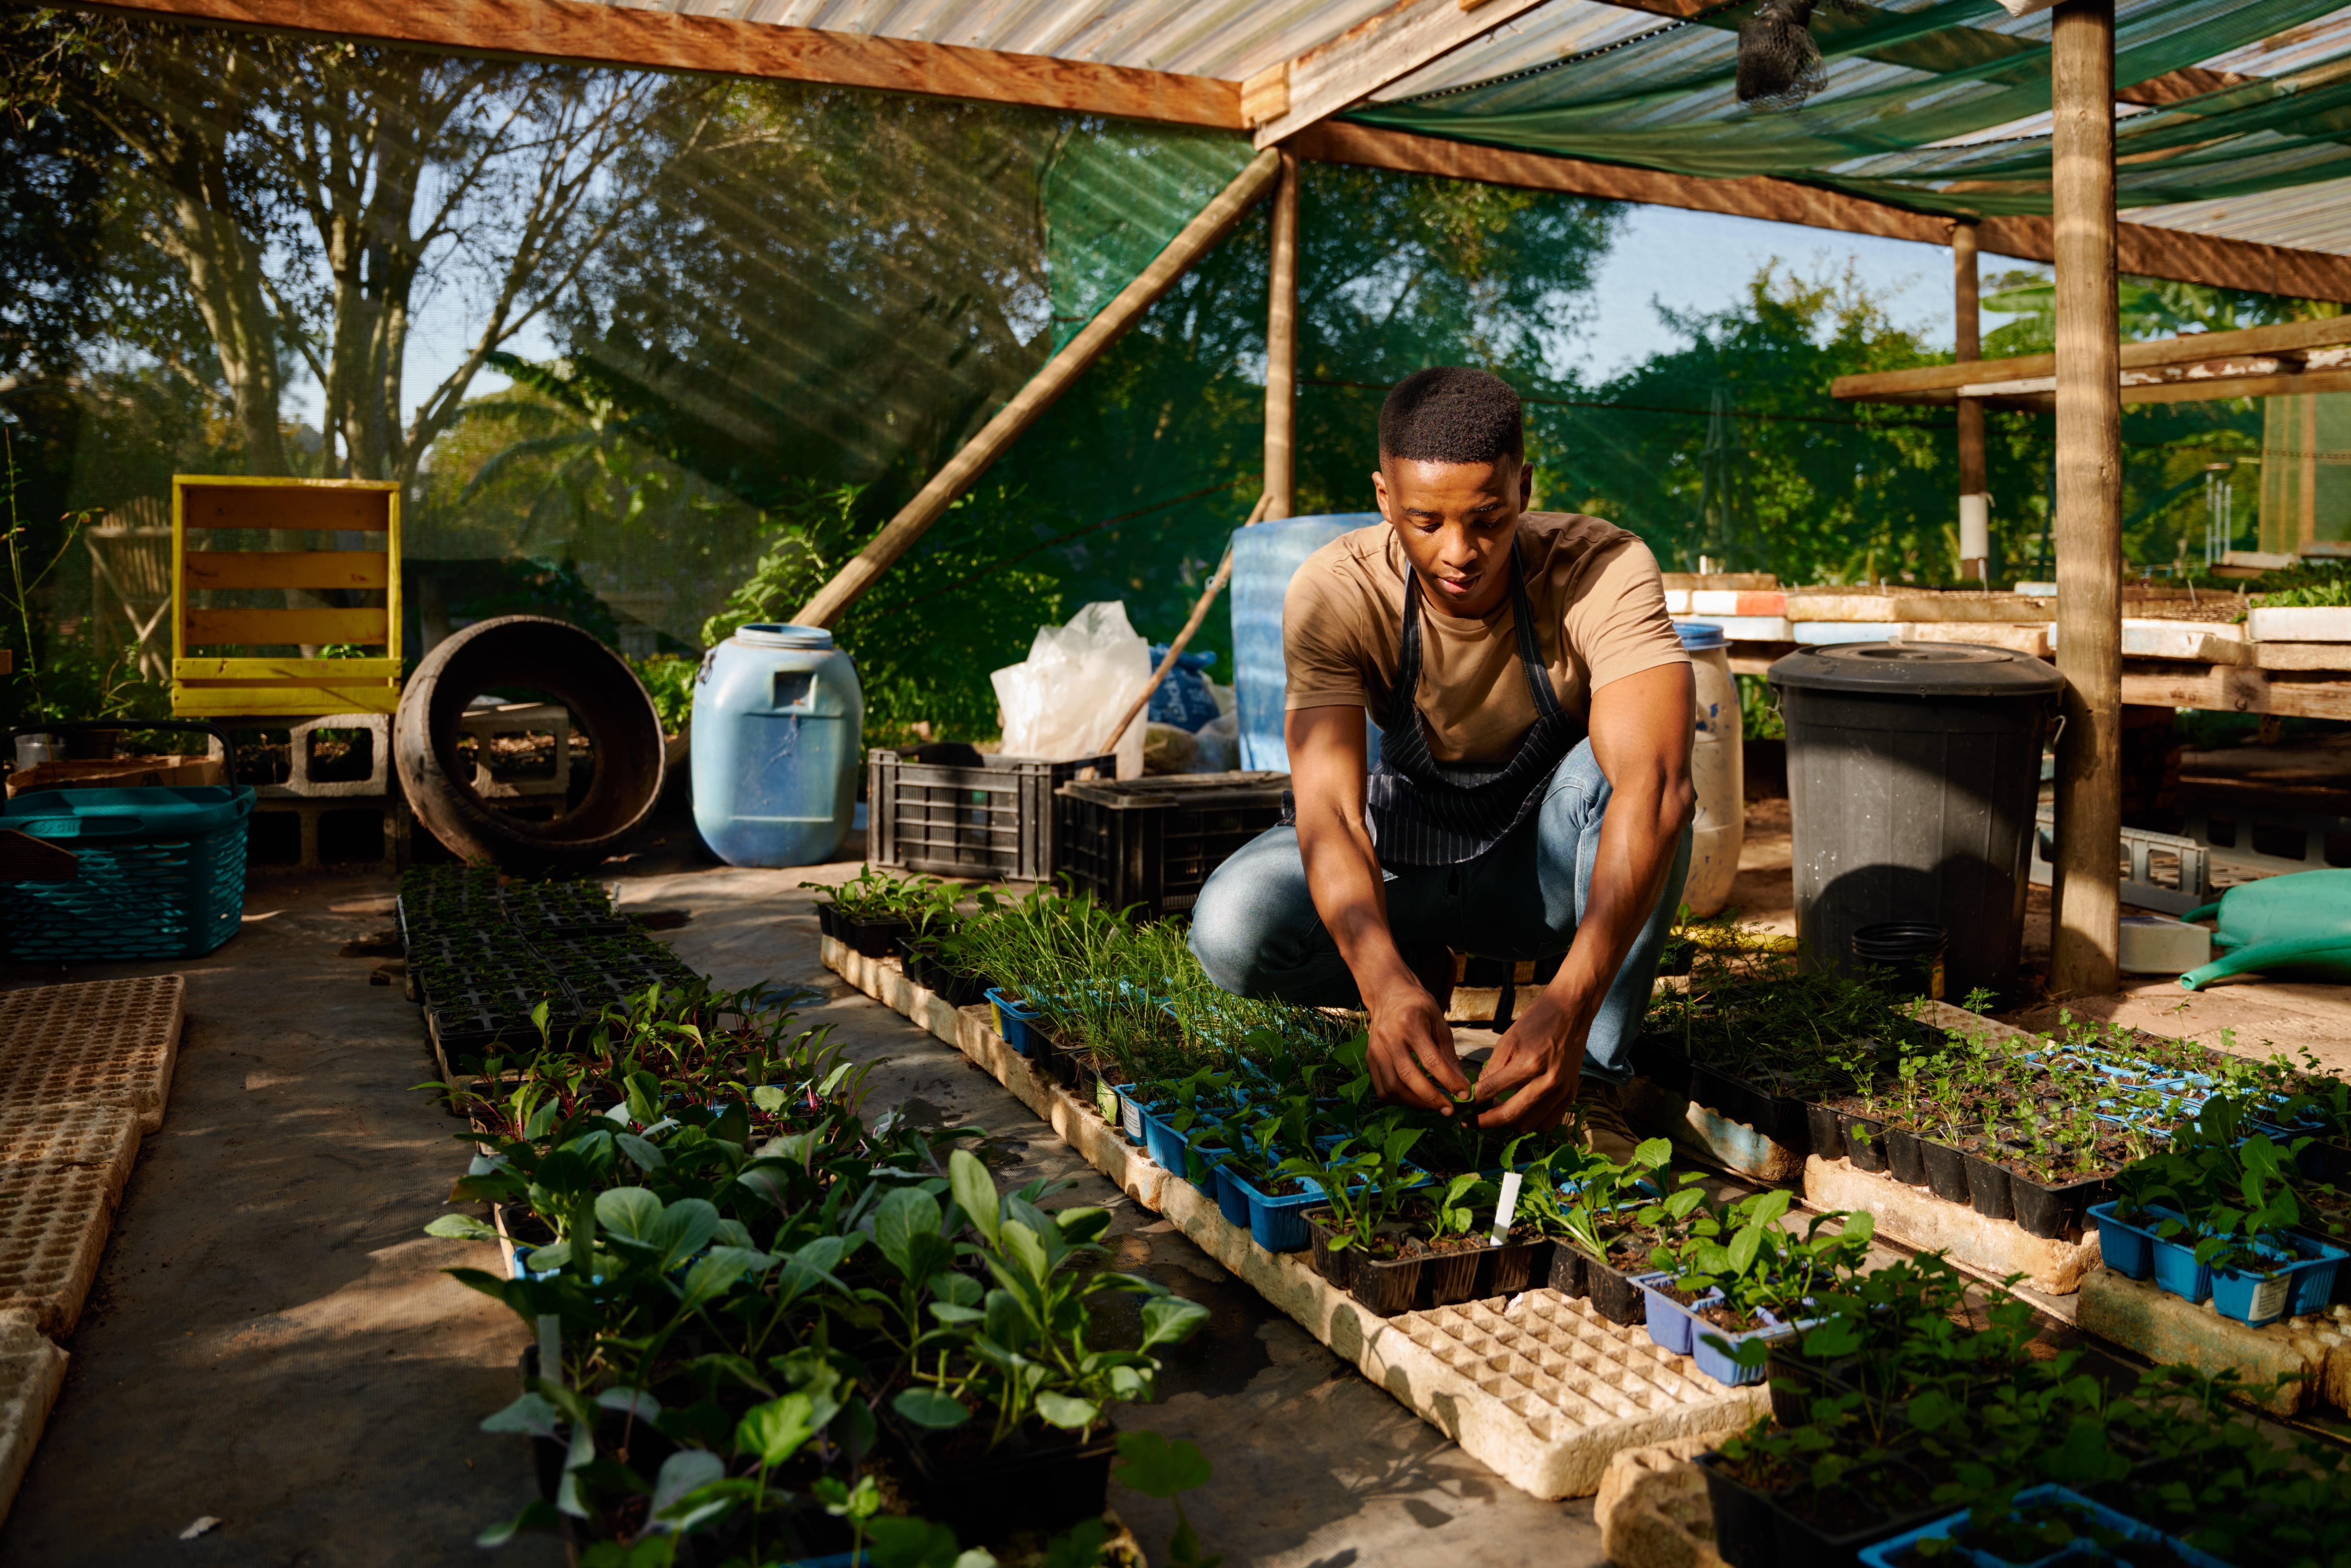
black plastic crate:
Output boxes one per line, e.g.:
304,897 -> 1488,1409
1053,771 -> 1288,915
870,750 -> 1112,882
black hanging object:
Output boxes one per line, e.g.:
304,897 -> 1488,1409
1737,0 -> 1831,109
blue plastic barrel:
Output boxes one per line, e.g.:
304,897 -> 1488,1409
1229,513 -> 1383,772
690,624 -> 862,867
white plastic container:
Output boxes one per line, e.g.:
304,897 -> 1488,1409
1676,621 -> 1745,918
2119,915 -> 2213,975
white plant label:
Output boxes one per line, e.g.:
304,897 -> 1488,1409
1489,1172 -> 1524,1247
2251,1274 -> 2289,1324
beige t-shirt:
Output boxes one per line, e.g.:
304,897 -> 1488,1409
1283,511 -> 1688,766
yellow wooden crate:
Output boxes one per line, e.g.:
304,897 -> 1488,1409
169,477 -> 402,718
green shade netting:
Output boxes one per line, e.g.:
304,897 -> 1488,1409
0,12 -> 2284,743
2261,393 -> 2351,552
1350,0 -> 2351,217
1044,126 -> 1257,351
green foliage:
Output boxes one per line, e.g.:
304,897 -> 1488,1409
2248,559 -> 2351,610
1114,1432 -> 1221,1568
1719,1256 -> 2351,1565
629,653 -> 697,734
1980,272 -> 2340,359
430,976 -> 1217,1562
1735,674 -> 1783,741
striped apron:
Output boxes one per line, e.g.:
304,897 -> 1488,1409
1364,542 -> 1585,867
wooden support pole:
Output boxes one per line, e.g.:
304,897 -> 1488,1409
793,149 -> 1281,628
1264,151 -> 1301,523
2050,0 -> 2123,997
1954,220 -> 1989,583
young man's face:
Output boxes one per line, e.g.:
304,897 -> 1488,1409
1372,452 -> 1533,621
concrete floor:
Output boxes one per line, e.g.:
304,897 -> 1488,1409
8,791 -> 2347,1567
0,876 -> 561,1568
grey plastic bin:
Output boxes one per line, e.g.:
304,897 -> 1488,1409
1768,642 -> 2063,1002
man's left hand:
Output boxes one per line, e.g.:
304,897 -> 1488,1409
1470,990 -> 1587,1131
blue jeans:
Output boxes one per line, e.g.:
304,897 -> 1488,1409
1187,737 -> 1692,1083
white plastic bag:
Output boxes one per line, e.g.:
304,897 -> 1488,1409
990,601 -> 1149,779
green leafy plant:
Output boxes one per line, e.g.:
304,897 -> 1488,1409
1114,1431 -> 1221,1568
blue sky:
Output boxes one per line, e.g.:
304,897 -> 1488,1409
354,203 -> 2048,440
1563,203 -> 2044,381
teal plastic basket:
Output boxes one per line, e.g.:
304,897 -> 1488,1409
2,785 -> 256,961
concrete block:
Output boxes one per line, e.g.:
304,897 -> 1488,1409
1596,1434 -> 1742,1568
823,945 -> 1767,1498
1621,1077 -> 1805,1183
1801,1157 -> 2102,1295
2076,1268 -> 2323,1416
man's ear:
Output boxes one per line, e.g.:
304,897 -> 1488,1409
1372,463 -> 1392,524
1517,457 -> 1534,508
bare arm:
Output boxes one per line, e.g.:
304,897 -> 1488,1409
1474,661 -> 1695,1131
1287,704 -> 1472,1114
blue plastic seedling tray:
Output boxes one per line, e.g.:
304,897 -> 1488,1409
1857,1483 -> 2228,1568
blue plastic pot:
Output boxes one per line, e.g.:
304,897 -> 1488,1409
1210,1163 -> 1252,1228
1691,1309 -> 1800,1388
1138,1106 -> 1188,1173
1637,1272 -> 1704,1355
2089,1200 -> 2155,1279
2286,1230 -> 2350,1317
2209,1231 -> 2346,1326
2099,1202 -> 2216,1305
2210,1250 -> 2296,1328
984,989 -> 1041,1058
1113,1084 -> 1158,1145
1228,1171 -> 1328,1252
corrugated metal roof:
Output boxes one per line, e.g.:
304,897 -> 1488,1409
597,0 -> 1399,79
2134,179 -> 2351,260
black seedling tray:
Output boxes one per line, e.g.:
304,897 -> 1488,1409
501,879 -> 628,938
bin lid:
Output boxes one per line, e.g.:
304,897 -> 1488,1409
736,624 -> 834,649
1767,641 -> 2063,698
1671,620 -> 1726,651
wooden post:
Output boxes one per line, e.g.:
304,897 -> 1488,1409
1954,219 -> 1989,583
793,149 -> 1281,628
2050,0 -> 2122,997
1264,150 -> 1300,522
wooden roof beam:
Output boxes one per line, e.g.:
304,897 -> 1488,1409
1246,0 -> 1562,148
1830,316 -> 2351,400
72,0 -> 1243,127
1288,121 -> 2351,304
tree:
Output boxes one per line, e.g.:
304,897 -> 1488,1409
3,10 -> 712,485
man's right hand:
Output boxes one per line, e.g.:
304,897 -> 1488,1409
1363,974 -> 1472,1115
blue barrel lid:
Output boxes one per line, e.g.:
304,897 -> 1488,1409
736,624 -> 834,649
1672,620 -> 1727,651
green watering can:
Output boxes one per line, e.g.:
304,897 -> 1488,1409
2179,869 -> 2351,990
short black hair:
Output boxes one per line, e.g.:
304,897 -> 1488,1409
1379,367 -> 1523,466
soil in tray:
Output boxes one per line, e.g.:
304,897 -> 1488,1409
1692,1301 -> 1771,1335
